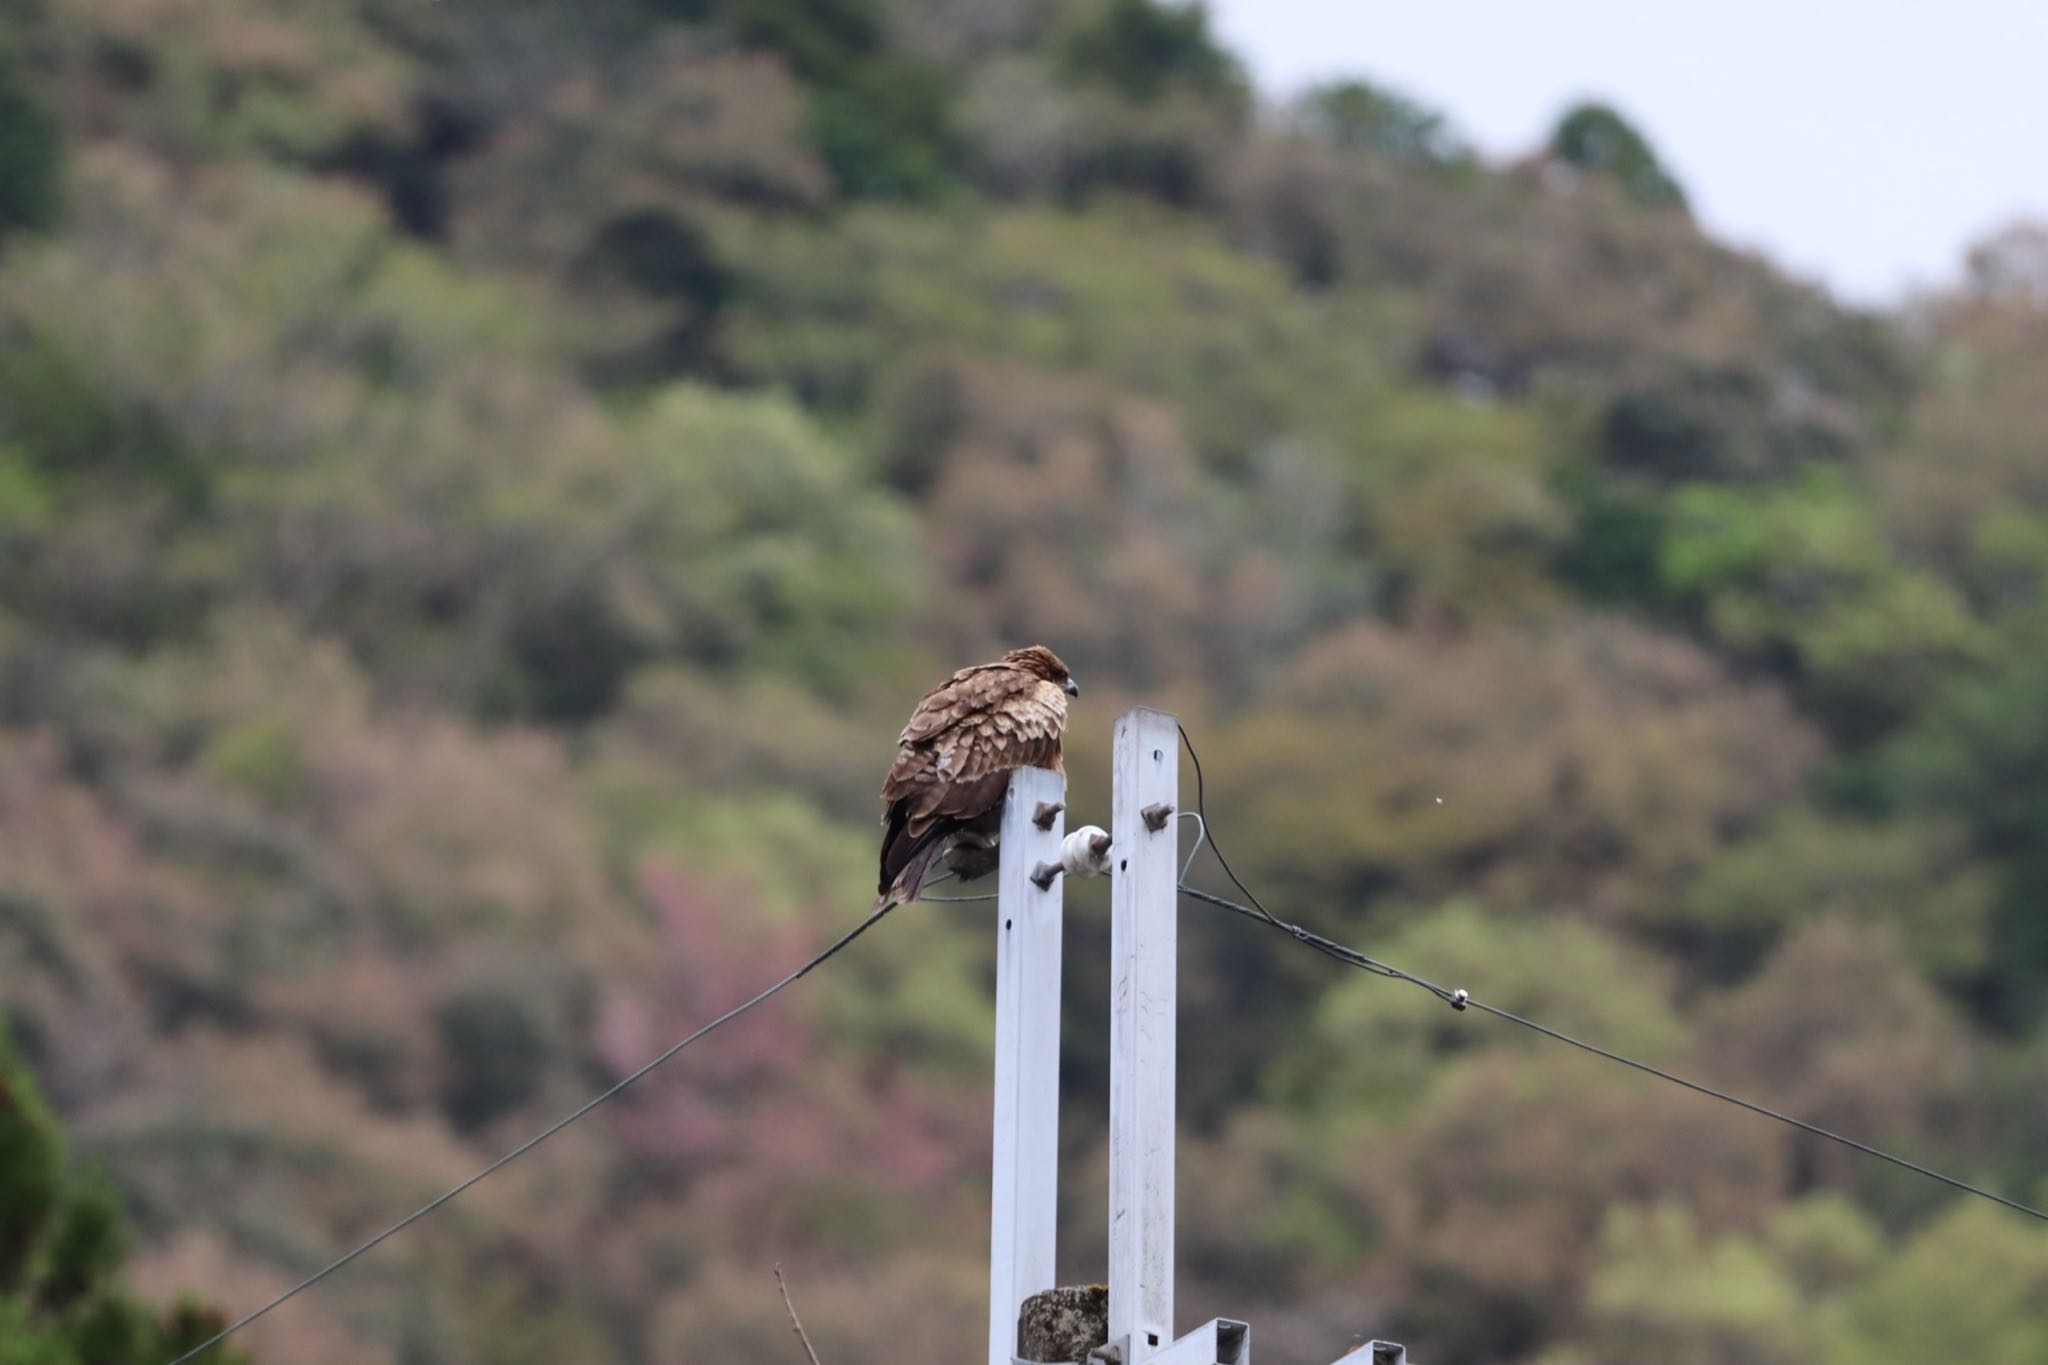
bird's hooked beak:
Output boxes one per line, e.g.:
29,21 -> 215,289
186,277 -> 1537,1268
1064,676 -> 1080,697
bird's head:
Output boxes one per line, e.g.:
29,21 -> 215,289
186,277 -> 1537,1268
1005,645 -> 1079,697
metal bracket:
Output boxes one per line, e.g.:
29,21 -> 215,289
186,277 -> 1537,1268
1140,1318 -> 1251,1365
1331,1343 -> 1406,1365
1033,800 -> 1067,830
1030,861 -> 1061,891
1141,802 -> 1174,833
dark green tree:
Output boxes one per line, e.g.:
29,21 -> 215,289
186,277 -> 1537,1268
719,0 -> 959,197
1550,100 -> 1687,209
0,35 -> 62,239
1883,603 -> 2048,1027
0,1029 -> 249,1364
1296,79 -> 1469,169
1054,0 -> 1244,106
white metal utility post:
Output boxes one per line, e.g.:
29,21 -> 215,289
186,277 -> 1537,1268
1108,707 -> 1181,1362
989,707 -> 1401,1365
988,765 -> 1068,1365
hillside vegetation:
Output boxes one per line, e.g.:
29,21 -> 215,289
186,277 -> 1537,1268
4,1 -> 2048,1361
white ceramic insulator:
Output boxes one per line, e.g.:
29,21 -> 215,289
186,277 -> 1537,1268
1062,825 -> 1114,879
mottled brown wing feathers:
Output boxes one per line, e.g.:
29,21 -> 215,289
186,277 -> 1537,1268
877,663 -> 1069,901
886,671 -> 1052,785
925,693 -> 1064,783
884,678 -> 1064,810
893,663 -> 1021,747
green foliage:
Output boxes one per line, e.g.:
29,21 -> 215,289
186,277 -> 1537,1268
0,329 -> 205,508
721,0 -> 887,76
1378,1053 -> 1785,1360
1206,618 -> 1815,917
1550,100 -> 1687,209
1698,920 -> 1980,1218
1551,460 -> 1668,605
1347,390 -> 1570,617
1600,362 -> 1860,481
38,0 -> 419,170
1663,472 -> 1990,736
199,715 -> 309,804
0,1035 -> 61,1291
732,203 -> 1394,469
1554,1196 -> 1883,1364
1579,1203 -> 1813,1364
1,2 -> 2041,1361
1270,902 -> 1685,1122
0,37 -> 61,239
1688,809 -> 1994,980
0,443 -> 56,532
1295,79 -> 1469,169
0,153 -> 915,713
437,984 -> 548,1132
1052,0 -> 1242,106
1833,1203 -> 2048,1364
804,58 -> 958,198
1882,599 -> 2048,1023
959,50 -> 1243,207
0,1029 -> 247,1364
720,0 -> 959,196
608,384 -> 917,689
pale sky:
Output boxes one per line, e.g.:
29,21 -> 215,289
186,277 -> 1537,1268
1207,0 -> 2048,305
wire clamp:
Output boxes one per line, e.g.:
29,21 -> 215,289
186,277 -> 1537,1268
1450,988 -> 1468,1011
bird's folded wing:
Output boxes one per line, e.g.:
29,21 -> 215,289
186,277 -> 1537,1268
883,672 -> 1064,805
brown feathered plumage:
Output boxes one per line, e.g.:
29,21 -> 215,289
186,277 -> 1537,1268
875,646 -> 1078,909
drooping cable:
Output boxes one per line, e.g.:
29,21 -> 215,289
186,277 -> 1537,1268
168,900 -> 898,1363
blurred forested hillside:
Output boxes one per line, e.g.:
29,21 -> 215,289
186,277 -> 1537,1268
4,0 -> 2048,1360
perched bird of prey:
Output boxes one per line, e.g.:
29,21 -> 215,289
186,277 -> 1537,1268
876,646 -> 1079,911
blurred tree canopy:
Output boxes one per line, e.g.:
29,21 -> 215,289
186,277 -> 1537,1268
0,35 -> 61,241
2,0 -> 2046,1361
1052,0 -> 1243,106
719,0 -> 961,197
1294,79 -> 1470,171
1549,100 -> 1688,209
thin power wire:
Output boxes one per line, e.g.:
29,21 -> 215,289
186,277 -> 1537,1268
1173,731 -> 2048,1228
1176,723 -> 1284,933
920,867 -> 999,903
1459,995 -> 2048,1224
1179,884 -> 1456,1001
168,900 -> 898,1365
1177,724 -> 1450,995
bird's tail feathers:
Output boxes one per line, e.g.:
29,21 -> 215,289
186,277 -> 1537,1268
880,836 -> 948,911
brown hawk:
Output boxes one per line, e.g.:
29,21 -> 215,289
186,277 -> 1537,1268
875,646 -> 1078,910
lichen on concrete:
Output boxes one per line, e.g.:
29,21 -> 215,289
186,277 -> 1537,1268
1016,1284 -> 1110,1363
